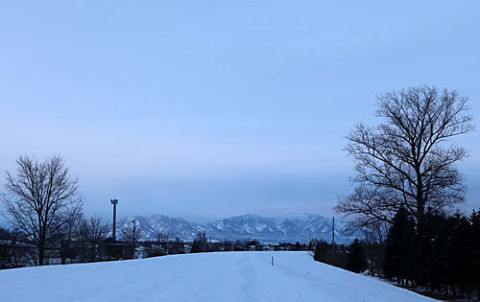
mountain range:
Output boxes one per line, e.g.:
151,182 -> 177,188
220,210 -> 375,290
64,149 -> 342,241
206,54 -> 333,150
117,213 -> 360,244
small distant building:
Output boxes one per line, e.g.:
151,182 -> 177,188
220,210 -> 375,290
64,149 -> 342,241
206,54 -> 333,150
134,247 -> 147,259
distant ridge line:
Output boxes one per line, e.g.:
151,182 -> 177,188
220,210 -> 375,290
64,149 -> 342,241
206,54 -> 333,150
115,213 -> 361,244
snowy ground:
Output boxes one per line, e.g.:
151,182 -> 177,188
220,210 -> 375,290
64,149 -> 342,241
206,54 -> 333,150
0,251 -> 438,302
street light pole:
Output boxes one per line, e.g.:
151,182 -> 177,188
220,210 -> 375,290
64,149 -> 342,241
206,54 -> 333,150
111,198 -> 119,241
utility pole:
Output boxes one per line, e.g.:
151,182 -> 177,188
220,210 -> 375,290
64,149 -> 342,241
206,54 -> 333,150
332,216 -> 336,253
111,198 -> 119,241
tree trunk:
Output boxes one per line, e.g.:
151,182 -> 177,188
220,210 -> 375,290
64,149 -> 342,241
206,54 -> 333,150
38,241 -> 45,266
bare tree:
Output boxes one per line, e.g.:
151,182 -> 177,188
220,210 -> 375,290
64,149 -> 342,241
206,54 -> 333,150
155,232 -> 170,250
2,155 -> 83,265
77,215 -> 109,261
121,219 -> 142,247
336,86 -> 473,226
59,209 -> 82,264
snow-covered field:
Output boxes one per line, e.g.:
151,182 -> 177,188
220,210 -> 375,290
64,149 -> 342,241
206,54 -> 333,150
0,251 -> 437,302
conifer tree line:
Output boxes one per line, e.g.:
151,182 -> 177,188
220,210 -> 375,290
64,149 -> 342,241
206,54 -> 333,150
384,207 -> 480,297
312,208 -> 480,299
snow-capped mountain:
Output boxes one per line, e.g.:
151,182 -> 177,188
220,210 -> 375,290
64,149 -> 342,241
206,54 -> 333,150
117,215 -> 205,240
117,213 -> 359,244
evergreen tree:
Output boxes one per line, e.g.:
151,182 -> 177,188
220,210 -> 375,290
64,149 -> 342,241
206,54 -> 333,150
191,232 -> 208,253
313,240 -> 330,262
423,212 -> 449,290
445,213 -> 470,294
307,239 -> 317,252
384,207 -> 415,282
468,210 -> 480,294
347,238 -> 365,273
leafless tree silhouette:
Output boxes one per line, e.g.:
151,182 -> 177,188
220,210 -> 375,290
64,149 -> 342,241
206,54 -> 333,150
2,155 -> 83,265
336,86 -> 474,227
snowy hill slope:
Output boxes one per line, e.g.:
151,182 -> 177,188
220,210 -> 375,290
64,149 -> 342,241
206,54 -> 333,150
0,252 -> 437,302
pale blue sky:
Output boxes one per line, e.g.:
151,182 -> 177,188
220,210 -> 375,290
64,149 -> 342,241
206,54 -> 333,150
1,1 -> 479,221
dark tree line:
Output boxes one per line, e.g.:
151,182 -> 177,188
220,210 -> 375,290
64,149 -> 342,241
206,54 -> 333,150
313,238 -> 367,274
189,232 -> 310,254
313,208 -> 480,300
0,227 -> 34,268
0,214 -> 113,267
384,208 -> 480,299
